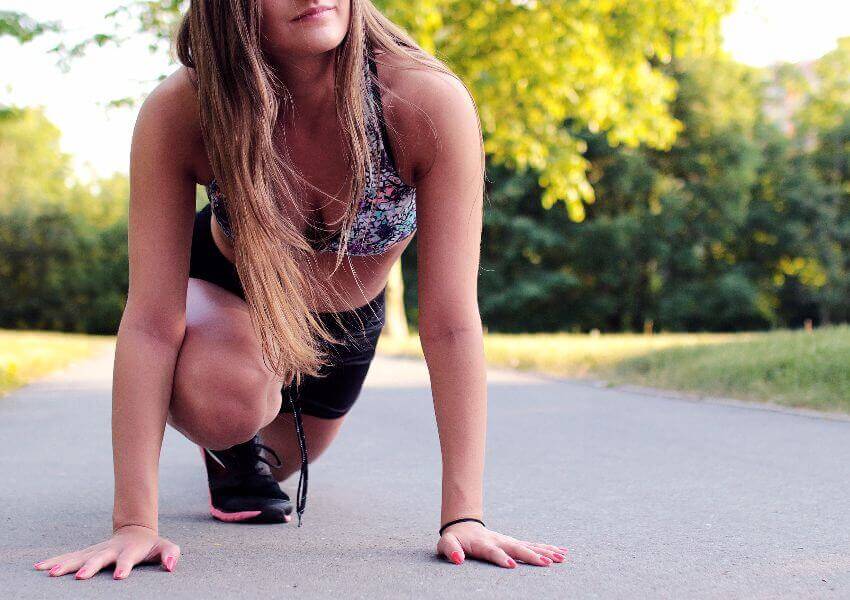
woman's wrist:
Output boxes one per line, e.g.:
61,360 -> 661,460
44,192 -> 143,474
439,517 -> 486,536
112,522 -> 158,535
112,509 -> 158,535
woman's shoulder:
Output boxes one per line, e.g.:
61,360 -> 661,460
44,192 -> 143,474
133,66 -> 206,181
372,50 -> 480,184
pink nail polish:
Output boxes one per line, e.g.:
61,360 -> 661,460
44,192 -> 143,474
450,551 -> 463,565
165,556 -> 175,571
506,558 -> 517,568
554,552 -> 565,561
75,570 -> 86,579
49,566 -> 60,576
114,569 -> 124,579
34,562 -> 44,569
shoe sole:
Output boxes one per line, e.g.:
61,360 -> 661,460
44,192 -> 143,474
199,446 -> 294,524
209,503 -> 292,524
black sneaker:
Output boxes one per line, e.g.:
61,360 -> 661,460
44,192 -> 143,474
201,434 -> 293,524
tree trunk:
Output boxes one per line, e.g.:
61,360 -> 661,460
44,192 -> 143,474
383,259 -> 409,339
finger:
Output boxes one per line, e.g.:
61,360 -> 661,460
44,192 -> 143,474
529,541 -> 569,555
47,554 -> 90,578
35,541 -> 108,571
76,549 -> 119,580
158,541 -> 181,572
475,543 -> 516,569
521,542 -> 567,563
506,542 -> 552,566
113,544 -> 153,580
34,556 -> 64,571
35,550 -> 86,571
438,534 -> 465,565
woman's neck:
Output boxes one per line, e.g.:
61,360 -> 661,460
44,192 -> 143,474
268,49 -> 337,122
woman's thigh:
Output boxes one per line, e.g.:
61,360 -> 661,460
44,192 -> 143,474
168,277 -> 283,450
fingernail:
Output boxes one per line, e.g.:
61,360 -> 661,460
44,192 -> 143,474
49,565 -> 60,576
114,569 -> 124,579
559,546 -> 569,552
75,569 -> 86,579
553,552 -> 565,562
165,556 -> 175,571
450,551 -> 463,565
540,556 -> 552,565
506,558 -> 517,568
34,562 -> 44,569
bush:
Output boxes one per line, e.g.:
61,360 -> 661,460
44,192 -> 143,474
0,204 -> 128,333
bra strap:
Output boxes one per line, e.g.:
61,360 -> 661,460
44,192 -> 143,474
366,50 -> 399,171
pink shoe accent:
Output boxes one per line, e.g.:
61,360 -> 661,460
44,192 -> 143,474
209,506 -> 263,522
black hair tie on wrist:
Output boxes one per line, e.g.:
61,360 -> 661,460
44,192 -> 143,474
439,517 -> 486,536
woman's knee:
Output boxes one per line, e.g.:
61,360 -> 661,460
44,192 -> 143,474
171,350 -> 279,449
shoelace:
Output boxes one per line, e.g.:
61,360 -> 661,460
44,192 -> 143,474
254,440 -> 284,470
205,436 -> 283,472
283,390 -> 309,527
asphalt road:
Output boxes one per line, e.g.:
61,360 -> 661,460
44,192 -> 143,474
2,345 -> 849,599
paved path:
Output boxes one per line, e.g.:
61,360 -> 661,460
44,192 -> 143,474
2,345 -> 849,599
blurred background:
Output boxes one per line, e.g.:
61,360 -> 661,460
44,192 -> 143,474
1,1 -> 848,412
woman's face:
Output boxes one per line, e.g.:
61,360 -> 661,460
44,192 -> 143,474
261,1 -> 351,59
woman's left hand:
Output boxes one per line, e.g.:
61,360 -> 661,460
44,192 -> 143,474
436,521 -> 568,568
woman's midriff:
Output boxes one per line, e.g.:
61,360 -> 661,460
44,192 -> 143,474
209,212 -> 411,313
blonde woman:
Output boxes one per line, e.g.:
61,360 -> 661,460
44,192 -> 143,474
35,0 -> 567,579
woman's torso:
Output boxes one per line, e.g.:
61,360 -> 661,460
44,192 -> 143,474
189,49 -> 417,313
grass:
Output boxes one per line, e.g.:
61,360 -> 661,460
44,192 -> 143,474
0,330 -> 114,395
377,326 -> 850,414
5,326 -> 847,413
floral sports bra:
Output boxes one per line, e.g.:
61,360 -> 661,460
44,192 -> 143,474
206,49 -> 417,257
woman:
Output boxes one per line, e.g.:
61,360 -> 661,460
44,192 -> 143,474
35,0 -> 567,580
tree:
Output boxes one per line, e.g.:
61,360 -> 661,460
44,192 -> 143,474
60,0 -> 733,218
0,107 -> 72,211
0,11 -> 59,43
52,1 -> 735,334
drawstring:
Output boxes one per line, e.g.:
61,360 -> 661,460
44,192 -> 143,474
285,389 -> 309,527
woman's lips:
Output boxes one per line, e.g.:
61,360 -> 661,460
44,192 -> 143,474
291,6 -> 335,22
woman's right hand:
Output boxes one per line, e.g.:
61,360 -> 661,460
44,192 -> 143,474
33,525 -> 181,580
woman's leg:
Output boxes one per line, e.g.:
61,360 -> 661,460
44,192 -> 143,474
260,413 -> 347,482
260,312 -> 385,482
167,277 -> 283,450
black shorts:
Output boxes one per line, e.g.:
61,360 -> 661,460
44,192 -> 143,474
189,203 -> 386,419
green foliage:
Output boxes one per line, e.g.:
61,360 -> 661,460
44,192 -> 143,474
6,3 -> 848,337
376,0 -> 734,219
61,0 -> 733,219
0,108 -> 129,334
379,326 -> 850,413
0,107 -> 70,209
401,51 -> 850,333
0,204 -> 128,334
0,11 -> 59,43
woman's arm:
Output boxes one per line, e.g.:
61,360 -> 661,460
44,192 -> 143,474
35,69 -> 199,580
409,70 -> 568,569
111,74 -> 198,533
413,74 -> 487,528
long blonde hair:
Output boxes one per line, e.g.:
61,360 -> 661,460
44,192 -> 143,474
175,1 -> 485,385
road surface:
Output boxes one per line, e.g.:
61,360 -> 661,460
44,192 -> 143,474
1,345 -> 849,598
